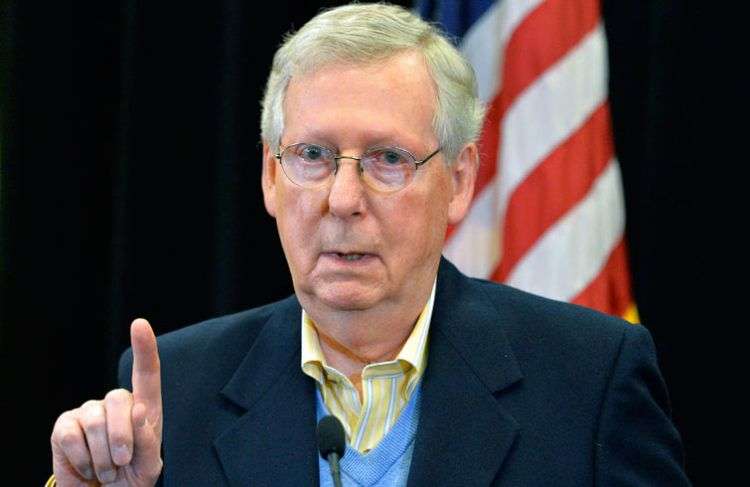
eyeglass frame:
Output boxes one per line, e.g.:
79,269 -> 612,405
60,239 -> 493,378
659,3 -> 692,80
273,142 -> 442,192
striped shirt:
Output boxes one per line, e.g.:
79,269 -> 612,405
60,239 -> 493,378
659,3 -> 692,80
301,282 -> 435,453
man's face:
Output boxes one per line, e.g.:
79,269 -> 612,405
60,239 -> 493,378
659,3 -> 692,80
262,51 -> 476,314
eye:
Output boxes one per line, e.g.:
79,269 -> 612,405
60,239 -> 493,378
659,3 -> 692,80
384,150 -> 403,165
299,144 -> 329,162
370,148 -> 409,166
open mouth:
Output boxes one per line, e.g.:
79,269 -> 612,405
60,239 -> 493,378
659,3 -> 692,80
337,253 -> 365,261
322,251 -> 374,263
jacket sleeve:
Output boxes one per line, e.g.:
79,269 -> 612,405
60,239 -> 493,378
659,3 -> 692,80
594,324 -> 691,486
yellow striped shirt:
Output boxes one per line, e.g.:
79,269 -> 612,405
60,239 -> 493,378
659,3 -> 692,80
301,282 -> 435,453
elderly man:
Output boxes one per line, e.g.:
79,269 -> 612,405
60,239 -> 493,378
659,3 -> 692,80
49,4 -> 689,486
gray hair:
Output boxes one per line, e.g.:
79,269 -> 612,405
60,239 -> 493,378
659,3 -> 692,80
260,3 -> 485,163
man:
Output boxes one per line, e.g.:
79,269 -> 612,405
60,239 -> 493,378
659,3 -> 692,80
49,4 -> 689,486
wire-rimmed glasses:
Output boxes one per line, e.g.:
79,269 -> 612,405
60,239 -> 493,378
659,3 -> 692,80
274,142 -> 441,193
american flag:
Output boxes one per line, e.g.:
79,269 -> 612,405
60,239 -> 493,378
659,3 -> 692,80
418,0 -> 637,321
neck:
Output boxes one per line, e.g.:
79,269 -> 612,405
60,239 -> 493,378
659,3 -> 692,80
302,282 -> 433,378
310,302 -> 424,402
314,324 -> 402,367
317,305 -> 419,373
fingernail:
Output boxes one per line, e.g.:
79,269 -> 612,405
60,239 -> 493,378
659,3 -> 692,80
99,469 -> 116,483
80,466 -> 94,479
113,444 -> 132,465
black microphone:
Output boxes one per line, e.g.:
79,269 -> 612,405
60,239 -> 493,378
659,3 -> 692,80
317,415 -> 346,487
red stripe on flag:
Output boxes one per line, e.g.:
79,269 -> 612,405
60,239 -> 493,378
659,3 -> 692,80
491,102 -> 614,281
571,238 -> 634,317
500,0 -> 601,115
464,0 -> 602,215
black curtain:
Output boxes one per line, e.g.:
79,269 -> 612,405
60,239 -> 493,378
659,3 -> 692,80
1,0 -> 711,483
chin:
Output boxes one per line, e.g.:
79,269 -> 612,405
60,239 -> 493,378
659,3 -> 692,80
312,282 -> 384,311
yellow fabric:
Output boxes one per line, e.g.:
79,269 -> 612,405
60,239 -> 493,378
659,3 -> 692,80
301,282 -> 435,453
623,303 -> 640,324
44,474 -> 56,486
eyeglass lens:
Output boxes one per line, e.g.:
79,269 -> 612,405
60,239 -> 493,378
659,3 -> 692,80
280,143 -> 416,192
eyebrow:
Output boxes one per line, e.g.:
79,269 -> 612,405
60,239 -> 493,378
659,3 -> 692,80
288,129 -> 416,152
292,138 -> 421,155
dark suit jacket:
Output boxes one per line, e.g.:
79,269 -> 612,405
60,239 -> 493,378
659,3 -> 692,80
120,258 -> 689,486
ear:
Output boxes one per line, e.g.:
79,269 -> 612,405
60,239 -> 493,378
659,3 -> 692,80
447,142 -> 479,225
261,142 -> 278,218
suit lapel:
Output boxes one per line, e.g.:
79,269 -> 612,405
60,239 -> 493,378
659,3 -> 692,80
408,259 -> 523,486
213,298 -> 320,487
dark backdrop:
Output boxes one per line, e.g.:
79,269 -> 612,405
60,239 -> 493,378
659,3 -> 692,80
1,0 -> 712,483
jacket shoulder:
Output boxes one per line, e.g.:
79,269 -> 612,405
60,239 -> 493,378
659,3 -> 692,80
471,276 -> 637,350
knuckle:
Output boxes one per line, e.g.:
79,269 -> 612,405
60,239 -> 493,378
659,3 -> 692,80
105,388 -> 132,403
81,401 -> 103,416
51,414 -> 73,442
81,399 -> 103,412
58,430 -> 82,449
54,409 -> 77,426
80,413 -> 105,433
79,401 -> 104,417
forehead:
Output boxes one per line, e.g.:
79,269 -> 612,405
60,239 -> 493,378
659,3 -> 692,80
282,51 -> 438,147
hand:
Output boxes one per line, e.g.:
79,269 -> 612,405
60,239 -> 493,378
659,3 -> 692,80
51,319 -> 163,486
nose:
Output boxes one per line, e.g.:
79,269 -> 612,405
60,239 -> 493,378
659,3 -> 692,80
327,157 -> 366,218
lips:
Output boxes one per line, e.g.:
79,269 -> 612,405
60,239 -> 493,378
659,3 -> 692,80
326,251 -> 371,258
320,250 -> 377,263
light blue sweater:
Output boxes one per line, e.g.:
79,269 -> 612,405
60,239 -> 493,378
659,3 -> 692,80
317,384 -> 422,487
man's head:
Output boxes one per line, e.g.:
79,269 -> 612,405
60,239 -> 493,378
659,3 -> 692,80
260,3 -> 483,320
260,3 -> 484,163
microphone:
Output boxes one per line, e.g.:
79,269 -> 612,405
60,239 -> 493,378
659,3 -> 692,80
317,415 -> 346,487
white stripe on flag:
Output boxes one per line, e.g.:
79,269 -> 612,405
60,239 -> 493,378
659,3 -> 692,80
506,159 -> 625,301
460,0 -> 544,102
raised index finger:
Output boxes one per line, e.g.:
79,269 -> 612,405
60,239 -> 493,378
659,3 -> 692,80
130,318 -> 162,420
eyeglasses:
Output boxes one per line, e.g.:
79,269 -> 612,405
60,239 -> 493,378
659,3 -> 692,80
274,142 -> 441,193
